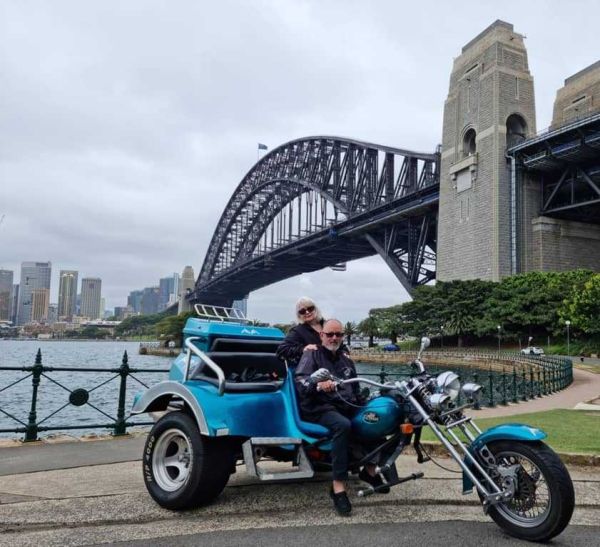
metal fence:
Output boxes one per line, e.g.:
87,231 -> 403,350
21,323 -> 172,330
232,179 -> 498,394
0,349 -> 168,442
1,349 -> 573,442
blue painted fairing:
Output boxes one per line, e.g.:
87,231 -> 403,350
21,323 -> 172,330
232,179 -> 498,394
462,423 -> 547,492
175,373 -> 330,447
182,318 -> 284,351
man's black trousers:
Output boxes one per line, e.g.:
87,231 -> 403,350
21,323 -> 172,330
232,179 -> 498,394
314,409 -> 355,480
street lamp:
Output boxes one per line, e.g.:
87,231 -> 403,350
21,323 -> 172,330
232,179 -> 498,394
440,325 -> 444,349
565,320 -> 571,356
497,325 -> 501,354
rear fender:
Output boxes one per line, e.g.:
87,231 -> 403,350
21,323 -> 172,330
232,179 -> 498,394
462,423 -> 547,493
131,381 -> 209,435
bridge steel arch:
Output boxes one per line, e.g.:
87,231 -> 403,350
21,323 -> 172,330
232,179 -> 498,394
192,136 -> 440,306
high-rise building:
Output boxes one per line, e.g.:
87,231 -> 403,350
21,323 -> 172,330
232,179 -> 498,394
17,261 -> 52,325
58,270 -> 78,321
47,303 -> 58,324
141,287 -> 160,315
158,273 -> 180,311
128,290 -> 143,314
178,266 -> 195,313
0,269 -> 14,322
80,278 -> 102,319
31,288 -> 50,323
11,284 -> 19,324
232,296 -> 248,317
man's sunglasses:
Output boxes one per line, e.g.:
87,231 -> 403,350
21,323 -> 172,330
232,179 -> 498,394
297,305 -> 315,316
321,332 -> 345,338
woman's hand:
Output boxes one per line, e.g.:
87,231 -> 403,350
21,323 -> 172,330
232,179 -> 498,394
303,344 -> 318,351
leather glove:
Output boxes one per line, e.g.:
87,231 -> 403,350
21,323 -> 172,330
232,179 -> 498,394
310,368 -> 332,383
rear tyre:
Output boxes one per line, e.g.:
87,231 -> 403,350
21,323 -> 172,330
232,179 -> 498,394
482,440 -> 574,542
143,411 -> 233,510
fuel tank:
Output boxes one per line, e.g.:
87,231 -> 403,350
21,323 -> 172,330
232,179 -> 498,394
351,395 -> 404,440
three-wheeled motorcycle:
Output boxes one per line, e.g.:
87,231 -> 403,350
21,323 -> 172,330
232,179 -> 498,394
132,305 -> 574,542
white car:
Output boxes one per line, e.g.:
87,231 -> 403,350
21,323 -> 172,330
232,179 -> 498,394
521,346 -> 544,355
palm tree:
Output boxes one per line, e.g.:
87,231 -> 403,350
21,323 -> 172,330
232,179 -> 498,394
358,316 -> 379,347
344,321 -> 357,346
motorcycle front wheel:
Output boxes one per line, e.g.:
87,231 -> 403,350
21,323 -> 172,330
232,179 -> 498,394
482,440 -> 574,542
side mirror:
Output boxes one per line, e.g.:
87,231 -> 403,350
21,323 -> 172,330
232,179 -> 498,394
420,337 -> 431,351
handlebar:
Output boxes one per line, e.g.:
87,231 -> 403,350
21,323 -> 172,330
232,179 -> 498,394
338,377 -> 395,390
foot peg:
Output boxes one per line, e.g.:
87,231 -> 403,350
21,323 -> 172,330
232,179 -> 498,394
358,472 -> 424,497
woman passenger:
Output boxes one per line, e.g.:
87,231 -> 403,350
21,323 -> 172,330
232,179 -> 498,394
276,297 -> 324,365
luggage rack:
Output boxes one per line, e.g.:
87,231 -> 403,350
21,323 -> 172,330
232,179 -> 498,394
194,303 -> 249,324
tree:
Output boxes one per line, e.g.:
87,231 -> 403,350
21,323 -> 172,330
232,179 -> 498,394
563,274 -> 600,335
358,316 -> 379,347
154,312 -> 195,346
344,321 -> 357,346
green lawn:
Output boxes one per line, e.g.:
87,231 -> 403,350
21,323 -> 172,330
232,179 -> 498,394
420,409 -> 600,454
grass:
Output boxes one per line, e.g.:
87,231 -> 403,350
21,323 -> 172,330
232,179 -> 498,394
420,409 -> 600,454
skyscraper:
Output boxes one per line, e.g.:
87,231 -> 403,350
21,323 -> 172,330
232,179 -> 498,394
31,288 -> 50,322
58,270 -> 78,321
141,287 -> 160,315
158,273 -> 180,311
178,266 -> 195,313
80,278 -> 102,319
0,269 -> 13,322
17,261 -> 52,325
128,290 -> 143,314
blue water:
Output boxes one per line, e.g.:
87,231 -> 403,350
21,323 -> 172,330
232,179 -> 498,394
0,340 -> 171,439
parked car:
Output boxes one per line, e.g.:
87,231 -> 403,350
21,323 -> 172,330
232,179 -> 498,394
350,344 -> 364,351
521,346 -> 544,355
383,343 -> 399,351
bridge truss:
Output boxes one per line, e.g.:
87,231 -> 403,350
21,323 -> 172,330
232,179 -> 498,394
193,137 -> 439,306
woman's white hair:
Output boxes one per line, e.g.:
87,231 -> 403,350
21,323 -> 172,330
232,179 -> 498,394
295,296 -> 323,323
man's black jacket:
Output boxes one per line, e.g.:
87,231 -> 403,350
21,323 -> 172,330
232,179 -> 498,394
294,346 -> 361,420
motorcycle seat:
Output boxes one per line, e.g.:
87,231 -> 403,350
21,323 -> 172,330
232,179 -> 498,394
285,367 -> 330,438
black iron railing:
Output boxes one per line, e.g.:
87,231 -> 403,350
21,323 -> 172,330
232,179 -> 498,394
1,349 -> 573,442
0,349 -> 168,442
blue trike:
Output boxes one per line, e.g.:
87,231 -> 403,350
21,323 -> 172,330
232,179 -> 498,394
132,305 -> 574,542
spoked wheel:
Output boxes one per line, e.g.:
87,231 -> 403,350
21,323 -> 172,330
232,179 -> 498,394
143,411 -> 233,510
483,440 -> 574,542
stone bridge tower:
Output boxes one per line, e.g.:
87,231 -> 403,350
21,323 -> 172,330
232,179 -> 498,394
437,20 -> 536,281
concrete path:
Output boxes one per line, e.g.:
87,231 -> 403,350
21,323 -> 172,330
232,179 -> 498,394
467,366 -> 600,418
1,449 -> 599,547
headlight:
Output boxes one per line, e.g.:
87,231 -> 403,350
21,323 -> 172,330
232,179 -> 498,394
428,393 -> 451,411
436,371 -> 460,401
461,382 -> 482,402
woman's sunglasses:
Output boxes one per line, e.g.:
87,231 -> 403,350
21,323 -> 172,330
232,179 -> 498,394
297,305 -> 315,316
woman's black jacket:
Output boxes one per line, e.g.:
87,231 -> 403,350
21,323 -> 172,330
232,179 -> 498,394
276,322 -> 323,364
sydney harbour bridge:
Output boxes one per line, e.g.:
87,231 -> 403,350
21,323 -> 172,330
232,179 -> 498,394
192,137 -> 440,306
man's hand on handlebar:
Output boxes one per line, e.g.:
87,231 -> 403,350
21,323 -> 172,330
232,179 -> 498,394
316,380 -> 337,392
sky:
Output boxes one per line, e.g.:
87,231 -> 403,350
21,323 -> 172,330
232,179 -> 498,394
1,0 -> 599,324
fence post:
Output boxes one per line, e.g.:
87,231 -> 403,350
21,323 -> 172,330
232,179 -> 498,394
512,367 -> 518,403
501,368 -> 507,406
522,368 -> 528,401
379,366 -> 388,384
529,367 -> 535,399
472,371 -> 481,410
542,366 -> 547,395
25,349 -> 43,442
487,367 -> 495,407
114,351 -> 130,436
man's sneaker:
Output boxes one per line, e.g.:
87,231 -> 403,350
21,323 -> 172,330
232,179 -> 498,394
358,468 -> 390,494
330,488 -> 352,516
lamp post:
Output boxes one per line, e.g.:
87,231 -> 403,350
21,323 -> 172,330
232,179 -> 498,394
497,325 -> 501,354
565,320 -> 571,356
440,326 -> 444,349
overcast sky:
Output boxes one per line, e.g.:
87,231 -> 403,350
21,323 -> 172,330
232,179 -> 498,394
1,1 -> 598,323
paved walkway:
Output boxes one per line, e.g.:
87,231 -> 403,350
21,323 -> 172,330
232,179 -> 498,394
468,365 -> 600,418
